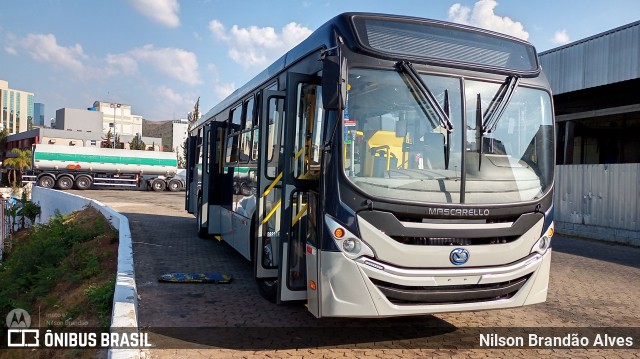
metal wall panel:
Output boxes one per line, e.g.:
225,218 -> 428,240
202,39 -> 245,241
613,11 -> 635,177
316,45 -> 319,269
540,21 -> 640,95
554,164 -> 640,231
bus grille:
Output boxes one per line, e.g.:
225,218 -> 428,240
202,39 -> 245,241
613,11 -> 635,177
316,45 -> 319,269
371,274 -> 530,305
390,236 -> 520,246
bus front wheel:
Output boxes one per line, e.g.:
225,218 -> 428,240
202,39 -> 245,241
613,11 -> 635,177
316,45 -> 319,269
257,278 -> 277,303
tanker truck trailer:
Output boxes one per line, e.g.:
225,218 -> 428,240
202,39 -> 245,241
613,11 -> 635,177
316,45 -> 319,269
27,144 -> 184,192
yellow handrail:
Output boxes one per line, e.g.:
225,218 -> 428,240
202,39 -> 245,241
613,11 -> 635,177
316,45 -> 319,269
261,147 -> 306,197
261,199 -> 281,225
260,146 -> 309,225
262,172 -> 282,197
292,204 -> 308,226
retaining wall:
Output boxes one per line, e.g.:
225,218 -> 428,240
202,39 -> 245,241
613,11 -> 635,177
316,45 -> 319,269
31,187 -> 139,359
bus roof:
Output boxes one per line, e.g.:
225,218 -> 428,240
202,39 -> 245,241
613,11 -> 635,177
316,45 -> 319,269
196,12 -> 539,130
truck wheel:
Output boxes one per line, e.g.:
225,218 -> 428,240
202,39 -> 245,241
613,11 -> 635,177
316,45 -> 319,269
74,176 -> 93,190
151,179 -> 167,192
56,176 -> 74,190
37,175 -> 55,189
168,179 -> 182,192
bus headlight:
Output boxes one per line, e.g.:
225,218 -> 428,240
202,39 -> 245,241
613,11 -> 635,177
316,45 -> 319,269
325,215 -> 375,260
531,222 -> 554,255
342,238 -> 359,253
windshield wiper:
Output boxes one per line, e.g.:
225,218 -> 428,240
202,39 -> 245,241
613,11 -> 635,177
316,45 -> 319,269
476,75 -> 520,171
482,75 -> 520,134
396,61 -> 454,169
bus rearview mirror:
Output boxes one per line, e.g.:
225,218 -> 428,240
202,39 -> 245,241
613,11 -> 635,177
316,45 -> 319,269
322,56 -> 347,110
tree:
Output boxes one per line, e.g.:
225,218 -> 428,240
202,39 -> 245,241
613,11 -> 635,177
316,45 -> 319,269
102,130 -> 122,149
188,97 -> 200,131
3,148 -> 31,187
102,130 -> 113,148
129,136 -> 146,150
6,205 -> 19,234
178,138 -> 188,169
18,192 -> 41,229
0,128 -> 9,185
0,128 -> 9,149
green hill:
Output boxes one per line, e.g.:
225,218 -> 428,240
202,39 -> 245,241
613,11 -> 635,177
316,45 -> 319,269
142,119 -> 173,151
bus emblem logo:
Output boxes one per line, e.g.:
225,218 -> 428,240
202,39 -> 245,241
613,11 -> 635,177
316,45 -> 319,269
450,248 -> 469,265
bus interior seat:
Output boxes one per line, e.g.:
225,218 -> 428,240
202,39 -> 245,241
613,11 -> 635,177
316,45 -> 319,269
482,137 -> 507,155
372,151 -> 398,177
422,132 -> 445,169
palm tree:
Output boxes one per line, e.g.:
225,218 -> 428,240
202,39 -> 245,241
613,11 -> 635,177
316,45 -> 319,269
3,155 -> 18,186
3,148 -> 32,187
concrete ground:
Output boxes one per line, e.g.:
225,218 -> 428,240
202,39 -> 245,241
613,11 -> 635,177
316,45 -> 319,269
73,190 -> 640,359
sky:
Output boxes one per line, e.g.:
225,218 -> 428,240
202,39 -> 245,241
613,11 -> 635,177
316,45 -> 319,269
1,0 -> 639,124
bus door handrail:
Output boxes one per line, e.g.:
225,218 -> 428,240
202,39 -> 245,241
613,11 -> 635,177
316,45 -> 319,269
260,147 -> 306,225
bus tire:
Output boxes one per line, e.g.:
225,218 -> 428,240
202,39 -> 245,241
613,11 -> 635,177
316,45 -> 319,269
55,176 -> 74,190
37,175 -> 55,189
168,179 -> 182,192
74,175 -> 93,190
151,179 -> 166,192
196,195 -> 208,239
257,278 -> 278,303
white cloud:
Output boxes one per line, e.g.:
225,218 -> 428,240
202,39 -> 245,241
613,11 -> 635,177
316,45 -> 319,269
208,20 -> 312,69
207,64 -> 235,102
4,46 -> 17,55
13,32 -> 199,86
129,45 -> 201,85
156,85 -> 187,105
21,33 -> 93,78
214,82 -> 235,101
128,0 -> 180,28
448,0 -> 529,40
208,20 -> 227,40
551,30 -> 571,46
150,85 -> 200,119
106,53 -> 138,76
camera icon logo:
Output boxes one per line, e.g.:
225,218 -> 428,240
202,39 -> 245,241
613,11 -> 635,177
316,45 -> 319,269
6,308 -> 39,347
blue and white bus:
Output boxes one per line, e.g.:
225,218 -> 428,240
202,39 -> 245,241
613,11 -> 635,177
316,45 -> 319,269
186,13 -> 555,318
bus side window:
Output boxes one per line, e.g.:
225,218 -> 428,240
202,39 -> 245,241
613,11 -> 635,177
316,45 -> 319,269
266,97 -> 283,168
226,134 -> 239,163
239,97 -> 255,163
293,83 -> 322,180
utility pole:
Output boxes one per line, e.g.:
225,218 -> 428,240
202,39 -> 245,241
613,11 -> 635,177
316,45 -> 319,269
110,103 -> 121,148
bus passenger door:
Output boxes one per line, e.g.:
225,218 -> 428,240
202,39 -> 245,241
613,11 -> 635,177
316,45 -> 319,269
196,123 -> 212,237
255,90 -> 285,286
207,121 -> 230,235
278,73 -> 321,303
185,134 -> 198,213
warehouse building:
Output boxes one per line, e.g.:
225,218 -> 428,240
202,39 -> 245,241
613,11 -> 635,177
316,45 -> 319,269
539,20 -> 640,245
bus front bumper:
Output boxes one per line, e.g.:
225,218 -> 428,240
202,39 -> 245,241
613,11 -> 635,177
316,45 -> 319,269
317,249 -> 551,318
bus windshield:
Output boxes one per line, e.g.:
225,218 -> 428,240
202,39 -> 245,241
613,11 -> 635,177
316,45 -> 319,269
343,67 -> 554,204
